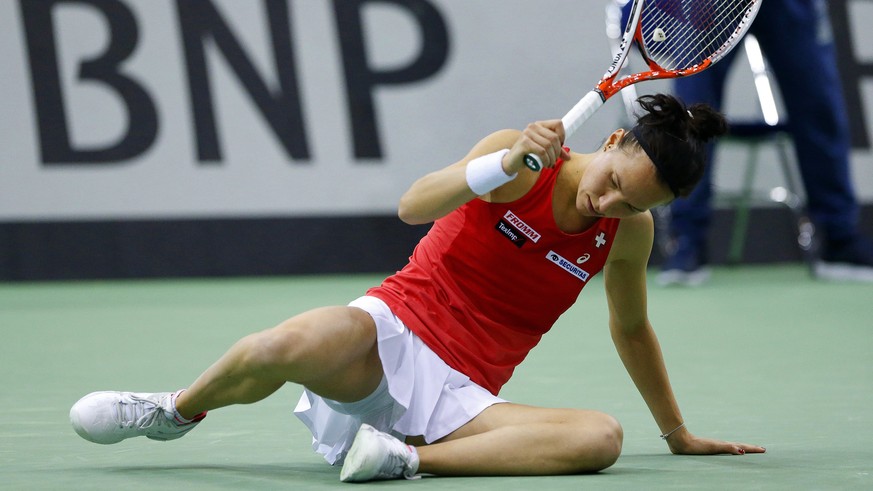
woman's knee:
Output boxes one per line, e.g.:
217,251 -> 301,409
570,412 -> 623,472
234,307 -> 378,384
234,325 -> 308,375
591,413 -> 623,470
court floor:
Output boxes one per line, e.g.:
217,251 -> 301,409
1,264 -> 871,490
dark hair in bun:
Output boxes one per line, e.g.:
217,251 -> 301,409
619,94 -> 727,198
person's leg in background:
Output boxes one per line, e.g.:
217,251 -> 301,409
659,55 -> 734,286
755,0 -> 873,280
664,0 -> 872,284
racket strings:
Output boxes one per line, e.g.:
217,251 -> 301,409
645,4 -> 740,65
647,1 -> 750,66
646,2 -> 741,58
640,0 -> 756,69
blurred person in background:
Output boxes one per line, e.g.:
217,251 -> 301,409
657,0 -> 873,285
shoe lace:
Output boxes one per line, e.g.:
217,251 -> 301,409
115,394 -> 171,430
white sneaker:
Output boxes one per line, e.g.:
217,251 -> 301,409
814,261 -> 873,282
70,391 -> 205,444
657,267 -> 711,287
340,424 -> 420,482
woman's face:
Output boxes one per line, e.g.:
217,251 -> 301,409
577,133 -> 674,219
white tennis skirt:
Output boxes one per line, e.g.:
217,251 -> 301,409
293,295 -> 506,465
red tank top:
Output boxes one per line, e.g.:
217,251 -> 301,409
368,160 -> 621,395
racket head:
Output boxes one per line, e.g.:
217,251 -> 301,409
637,0 -> 762,71
602,0 -> 646,84
600,0 -> 762,97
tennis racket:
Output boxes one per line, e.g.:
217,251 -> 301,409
524,0 -> 763,171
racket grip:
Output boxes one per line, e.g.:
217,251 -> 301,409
562,91 -> 605,137
523,154 -> 543,171
522,91 -> 604,173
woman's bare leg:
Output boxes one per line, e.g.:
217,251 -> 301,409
415,403 -> 623,475
175,306 -> 384,419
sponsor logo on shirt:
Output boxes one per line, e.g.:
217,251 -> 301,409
495,219 -> 527,248
503,211 -> 540,243
546,250 -> 590,282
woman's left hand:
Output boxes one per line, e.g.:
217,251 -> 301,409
666,427 -> 766,455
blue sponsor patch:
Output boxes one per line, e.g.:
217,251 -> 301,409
546,250 -> 590,281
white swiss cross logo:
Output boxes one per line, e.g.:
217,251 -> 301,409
595,232 -> 607,248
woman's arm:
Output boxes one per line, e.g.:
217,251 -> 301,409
397,121 -> 568,225
603,212 -> 765,455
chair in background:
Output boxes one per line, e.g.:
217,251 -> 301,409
714,34 -> 815,268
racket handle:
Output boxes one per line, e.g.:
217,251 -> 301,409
524,155 -> 543,171
523,90 -> 605,172
561,90 -> 605,137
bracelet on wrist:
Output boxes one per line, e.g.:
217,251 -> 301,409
660,422 -> 685,440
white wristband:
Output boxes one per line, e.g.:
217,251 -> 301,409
465,149 -> 515,195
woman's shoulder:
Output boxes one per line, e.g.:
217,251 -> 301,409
609,212 -> 655,263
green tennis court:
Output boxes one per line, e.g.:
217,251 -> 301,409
1,264 -> 870,490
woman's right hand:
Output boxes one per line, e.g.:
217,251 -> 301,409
504,120 -> 569,173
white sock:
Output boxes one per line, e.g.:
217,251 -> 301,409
169,389 -> 198,424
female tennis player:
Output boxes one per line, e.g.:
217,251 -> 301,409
70,94 -> 765,482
